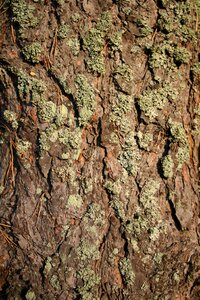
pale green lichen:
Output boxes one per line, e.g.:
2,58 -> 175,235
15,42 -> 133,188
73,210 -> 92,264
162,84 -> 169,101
25,290 -> 36,300
137,131 -> 153,150
37,100 -> 57,122
11,0 -> 38,36
16,139 -> 32,157
125,180 -> 166,241
136,19 -> 153,37
162,154 -> 174,178
58,22 -> 69,39
119,258 -> 135,285
50,275 -> 60,289
76,239 -> 100,261
39,124 -> 58,152
67,38 -> 80,55
67,194 -> 82,208
22,42 -> 42,63
43,257 -> 52,276
169,120 -> 189,169
3,110 -> 18,129
0,185 -> 4,195
71,13 -> 81,22
77,267 -> 100,300
55,104 -> 68,126
75,74 -> 96,126
83,11 -> 112,74
110,92 -> 132,129
138,83 -> 178,120
114,62 -> 133,82
109,31 -> 123,53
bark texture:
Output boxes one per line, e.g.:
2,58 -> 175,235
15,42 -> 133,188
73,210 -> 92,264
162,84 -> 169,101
0,0 -> 200,299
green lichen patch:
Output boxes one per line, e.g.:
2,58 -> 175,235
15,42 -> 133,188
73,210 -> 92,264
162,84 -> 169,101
16,138 -> 32,158
137,131 -> 153,151
22,43 -> 42,64
58,22 -> 69,39
43,257 -> 52,276
162,154 -> 174,178
37,100 -> 57,123
67,194 -> 82,208
76,239 -> 100,261
113,62 -> 133,82
125,180 -> 166,242
55,104 -> 68,126
50,274 -> 60,290
25,289 -> 36,300
77,267 -> 100,300
157,1 -> 196,42
83,11 -> 112,74
119,258 -> 135,285
39,124 -> 58,152
71,13 -> 81,22
110,92 -> 132,129
3,110 -> 18,129
136,19 -> 153,37
109,31 -> 123,54
138,83 -> 178,120
75,74 -> 96,126
169,119 -> 189,169
11,0 -> 38,36
67,38 -> 80,56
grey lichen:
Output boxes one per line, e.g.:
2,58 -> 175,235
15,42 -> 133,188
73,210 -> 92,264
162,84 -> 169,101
110,92 -> 132,129
119,258 -> 135,285
22,42 -> 42,63
3,110 -> 18,129
75,74 -> 96,126
162,155 -> 174,178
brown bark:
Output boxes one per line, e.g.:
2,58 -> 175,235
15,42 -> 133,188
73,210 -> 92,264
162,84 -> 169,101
0,0 -> 199,299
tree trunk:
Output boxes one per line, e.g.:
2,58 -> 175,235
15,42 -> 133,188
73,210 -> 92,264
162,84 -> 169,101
0,0 -> 199,299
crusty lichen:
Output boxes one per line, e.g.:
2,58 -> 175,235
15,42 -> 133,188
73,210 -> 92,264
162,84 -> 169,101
109,31 -> 123,54
162,154 -> 174,178
137,131 -> 153,151
3,110 -> 18,129
50,274 -> 60,290
138,83 -> 178,120
22,42 -> 42,64
76,239 -> 100,261
16,138 -> 32,158
75,74 -> 96,126
119,258 -> 135,285
77,267 -> 100,300
114,62 -> 133,82
25,289 -> 36,300
83,11 -> 112,74
11,0 -> 38,36
67,37 -> 80,56
58,22 -> 69,39
37,100 -> 57,123
169,119 -> 189,169
43,256 -> 52,276
67,194 -> 82,208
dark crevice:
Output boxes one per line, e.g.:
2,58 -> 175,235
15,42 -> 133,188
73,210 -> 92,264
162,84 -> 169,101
167,191 -> 182,231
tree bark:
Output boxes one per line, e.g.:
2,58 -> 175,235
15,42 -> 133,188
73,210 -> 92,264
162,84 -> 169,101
0,0 -> 199,299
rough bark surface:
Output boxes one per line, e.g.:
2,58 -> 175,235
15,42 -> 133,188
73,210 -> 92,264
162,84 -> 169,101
0,0 -> 199,299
